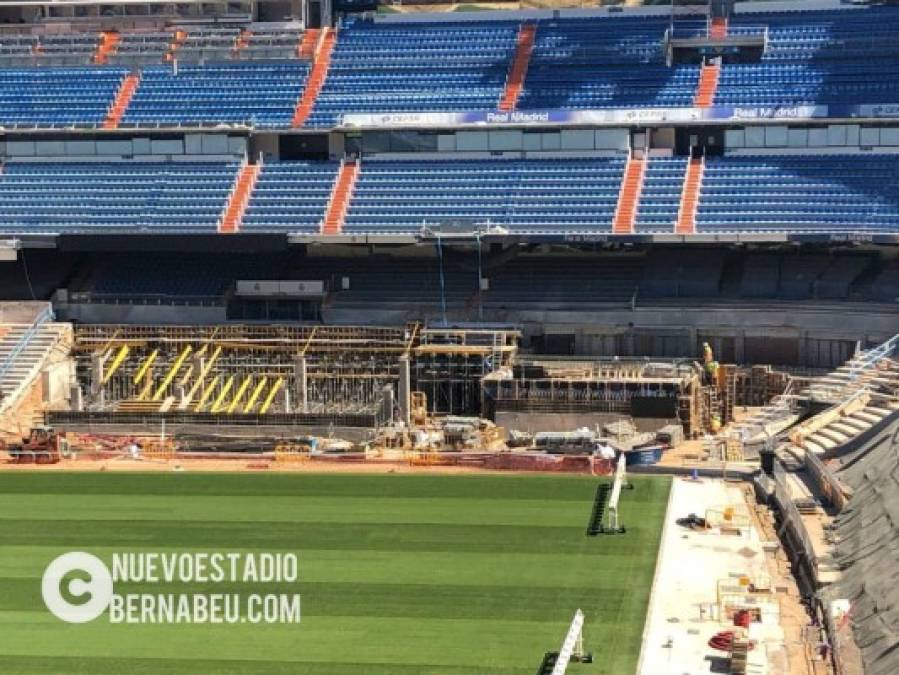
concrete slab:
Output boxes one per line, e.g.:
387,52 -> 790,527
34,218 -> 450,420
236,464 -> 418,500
638,477 -> 788,675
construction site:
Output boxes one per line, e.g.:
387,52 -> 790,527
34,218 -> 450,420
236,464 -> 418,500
1,300 -> 897,675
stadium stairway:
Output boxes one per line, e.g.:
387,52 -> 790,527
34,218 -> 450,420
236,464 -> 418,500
613,156 -> 645,235
292,27 -> 335,128
709,17 -> 727,40
93,30 -> 120,65
297,28 -> 318,58
102,72 -> 140,129
219,161 -> 261,234
676,156 -> 703,234
164,29 -> 189,61
0,321 -> 67,415
498,23 -> 536,112
694,62 -> 720,108
232,28 -> 252,57
322,159 -> 359,235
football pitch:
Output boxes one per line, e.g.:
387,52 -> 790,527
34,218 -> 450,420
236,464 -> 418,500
0,472 -> 670,675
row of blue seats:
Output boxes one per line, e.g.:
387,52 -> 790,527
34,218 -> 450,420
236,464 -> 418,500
0,162 -> 237,233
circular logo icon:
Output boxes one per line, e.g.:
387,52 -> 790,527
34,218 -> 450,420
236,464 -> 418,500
41,552 -> 113,623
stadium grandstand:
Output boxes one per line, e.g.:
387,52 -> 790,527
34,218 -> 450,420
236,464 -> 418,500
0,0 -> 896,674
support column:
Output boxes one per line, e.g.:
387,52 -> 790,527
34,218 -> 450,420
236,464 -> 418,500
295,357 -> 308,413
398,355 -> 411,427
70,385 -> 84,412
90,353 -> 104,397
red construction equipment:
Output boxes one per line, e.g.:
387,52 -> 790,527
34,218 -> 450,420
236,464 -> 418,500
1,426 -> 67,464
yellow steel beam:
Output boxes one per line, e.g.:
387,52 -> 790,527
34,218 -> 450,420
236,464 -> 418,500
137,377 -> 154,401
184,345 -> 223,405
194,374 -> 221,412
153,345 -> 193,402
259,377 -> 284,415
209,375 -> 235,414
101,345 -> 130,385
243,376 -> 268,414
133,349 -> 158,384
226,376 -> 254,415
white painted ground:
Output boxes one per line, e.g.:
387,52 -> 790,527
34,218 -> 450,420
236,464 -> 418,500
638,477 -> 787,675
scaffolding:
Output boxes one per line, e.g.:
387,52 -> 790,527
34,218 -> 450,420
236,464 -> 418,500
73,323 -> 520,423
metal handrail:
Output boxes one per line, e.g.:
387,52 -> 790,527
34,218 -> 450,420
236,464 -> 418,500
0,305 -> 54,388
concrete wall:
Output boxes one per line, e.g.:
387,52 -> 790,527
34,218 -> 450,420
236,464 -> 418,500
0,301 -> 52,324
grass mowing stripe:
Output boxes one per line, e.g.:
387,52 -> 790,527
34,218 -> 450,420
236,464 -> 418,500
0,473 -> 670,674
0,655 -> 524,675
0,578 -> 631,621
0,519 -> 661,555
0,473 -> 607,501
0,494 -> 601,528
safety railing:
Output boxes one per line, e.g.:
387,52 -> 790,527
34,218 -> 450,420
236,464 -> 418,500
0,304 -> 54,389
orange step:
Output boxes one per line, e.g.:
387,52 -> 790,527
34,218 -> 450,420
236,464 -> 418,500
164,29 -> 188,62
710,17 -> 728,40
102,73 -> 140,129
322,161 -> 359,235
694,62 -> 720,108
232,28 -> 252,56
93,30 -> 120,64
297,28 -> 319,59
292,28 -> 335,128
220,163 -> 262,234
676,157 -> 704,235
613,156 -> 646,235
498,23 -> 537,112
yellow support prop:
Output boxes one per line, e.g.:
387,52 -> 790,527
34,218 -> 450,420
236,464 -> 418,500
210,375 -> 235,413
194,374 -> 221,412
259,377 -> 284,415
226,376 -> 254,415
137,377 -> 154,401
184,345 -> 223,404
153,345 -> 193,402
243,377 -> 269,414
101,345 -> 130,385
134,349 -> 158,384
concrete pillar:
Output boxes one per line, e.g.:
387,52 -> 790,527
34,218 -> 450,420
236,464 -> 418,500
295,357 -> 308,413
90,353 -> 103,397
381,385 -> 395,426
735,331 -> 746,364
70,385 -> 83,412
398,355 -> 411,427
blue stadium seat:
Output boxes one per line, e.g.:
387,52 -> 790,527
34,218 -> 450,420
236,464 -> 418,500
241,161 -> 341,233
0,68 -> 126,127
518,17 -> 700,110
343,157 -> 627,235
0,162 -> 238,233
122,62 -> 309,128
636,156 -> 688,233
696,154 -> 899,233
306,18 -> 519,127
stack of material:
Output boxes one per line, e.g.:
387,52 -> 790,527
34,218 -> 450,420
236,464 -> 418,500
829,415 -> 899,675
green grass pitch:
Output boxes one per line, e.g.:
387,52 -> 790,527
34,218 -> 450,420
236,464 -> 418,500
0,472 -> 670,675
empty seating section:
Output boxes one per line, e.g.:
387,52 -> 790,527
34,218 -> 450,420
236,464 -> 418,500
108,32 -> 174,66
720,8 -> 899,106
518,18 -> 699,110
0,34 -> 99,67
636,156 -> 688,233
121,62 -> 309,127
0,68 -> 126,126
242,27 -> 302,60
176,27 -> 242,62
306,19 -> 519,127
241,161 -> 340,233
0,162 -> 238,233
696,155 -> 899,233
343,157 -> 626,234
